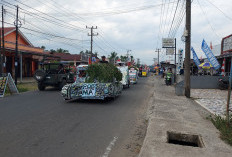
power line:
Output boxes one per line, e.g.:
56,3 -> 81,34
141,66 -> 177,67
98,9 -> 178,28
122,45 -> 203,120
205,0 -> 232,22
197,0 -> 221,41
168,0 -> 180,37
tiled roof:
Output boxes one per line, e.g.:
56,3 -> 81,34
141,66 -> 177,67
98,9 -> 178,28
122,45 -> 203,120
52,53 -> 82,61
0,27 -> 15,35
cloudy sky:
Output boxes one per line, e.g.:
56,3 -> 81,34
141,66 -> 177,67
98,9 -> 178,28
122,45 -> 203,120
2,0 -> 232,65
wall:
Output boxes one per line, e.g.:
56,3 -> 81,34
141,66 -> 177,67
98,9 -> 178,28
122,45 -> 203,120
176,75 -> 229,89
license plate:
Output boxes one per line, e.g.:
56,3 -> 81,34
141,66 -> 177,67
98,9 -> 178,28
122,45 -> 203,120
82,84 -> 96,97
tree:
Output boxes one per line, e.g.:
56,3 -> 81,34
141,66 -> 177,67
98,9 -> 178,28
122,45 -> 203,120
120,55 -> 127,62
41,46 -> 46,50
50,49 -> 56,54
56,48 -> 69,54
49,48 -> 69,54
93,52 -> 98,57
109,52 -> 119,64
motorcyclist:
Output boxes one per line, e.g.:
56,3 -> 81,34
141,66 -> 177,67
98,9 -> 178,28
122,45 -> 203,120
165,68 -> 172,85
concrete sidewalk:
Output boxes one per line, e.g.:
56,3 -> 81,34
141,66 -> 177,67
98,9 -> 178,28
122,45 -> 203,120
139,76 -> 232,157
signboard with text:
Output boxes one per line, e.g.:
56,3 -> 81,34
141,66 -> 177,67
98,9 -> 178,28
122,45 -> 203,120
162,38 -> 175,48
221,34 -> 232,55
166,48 -> 174,55
0,73 -> 19,98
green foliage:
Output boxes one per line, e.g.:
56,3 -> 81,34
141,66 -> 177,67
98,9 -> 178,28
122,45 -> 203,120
211,115 -> 232,146
85,63 -> 122,83
49,48 -> 69,54
120,55 -> 127,62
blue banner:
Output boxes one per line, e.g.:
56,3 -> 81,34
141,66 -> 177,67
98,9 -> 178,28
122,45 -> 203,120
201,39 -> 220,70
191,47 -> 201,68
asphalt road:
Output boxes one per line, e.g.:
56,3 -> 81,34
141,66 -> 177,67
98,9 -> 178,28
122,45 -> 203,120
0,76 -> 153,157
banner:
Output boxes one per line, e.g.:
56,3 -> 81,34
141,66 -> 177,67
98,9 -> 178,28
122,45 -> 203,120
201,39 -> 220,70
0,73 -> 19,98
191,47 -> 201,68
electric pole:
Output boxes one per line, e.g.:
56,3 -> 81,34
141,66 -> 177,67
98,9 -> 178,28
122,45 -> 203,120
2,5 -> 5,72
126,50 -> 131,62
86,26 -> 98,64
155,48 -> 160,65
185,0 -> 191,98
14,5 -> 21,85
0,15 -> 2,76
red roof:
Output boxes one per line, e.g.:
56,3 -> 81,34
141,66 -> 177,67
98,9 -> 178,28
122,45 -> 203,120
52,53 -> 81,61
0,27 -> 15,35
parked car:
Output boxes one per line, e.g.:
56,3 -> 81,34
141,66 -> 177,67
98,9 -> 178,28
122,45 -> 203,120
61,64 -> 123,101
117,66 -> 130,88
34,63 -> 75,91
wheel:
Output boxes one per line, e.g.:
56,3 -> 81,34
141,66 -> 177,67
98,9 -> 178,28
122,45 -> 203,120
59,79 -> 67,90
127,80 -> 130,88
38,82 -> 45,91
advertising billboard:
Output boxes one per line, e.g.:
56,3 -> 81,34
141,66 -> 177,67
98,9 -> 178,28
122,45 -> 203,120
221,34 -> 232,55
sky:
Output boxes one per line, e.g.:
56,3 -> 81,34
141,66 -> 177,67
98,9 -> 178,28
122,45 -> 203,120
2,0 -> 232,65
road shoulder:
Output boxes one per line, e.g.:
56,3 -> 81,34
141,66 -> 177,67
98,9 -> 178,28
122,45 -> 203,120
139,76 -> 232,157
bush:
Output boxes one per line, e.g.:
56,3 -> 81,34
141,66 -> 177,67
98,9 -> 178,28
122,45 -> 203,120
211,115 -> 232,146
85,63 -> 122,83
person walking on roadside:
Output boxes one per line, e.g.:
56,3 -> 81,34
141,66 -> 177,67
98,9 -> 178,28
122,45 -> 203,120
100,56 -> 109,63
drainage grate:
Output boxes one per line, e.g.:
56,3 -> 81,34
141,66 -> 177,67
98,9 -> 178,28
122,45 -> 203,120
167,131 -> 204,148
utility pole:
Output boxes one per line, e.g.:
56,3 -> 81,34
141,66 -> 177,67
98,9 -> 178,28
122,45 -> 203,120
0,15 -> 2,76
2,5 -> 5,72
14,5 -> 21,85
137,58 -> 140,67
185,0 -> 191,98
174,38 -> 177,83
126,50 -> 131,62
86,26 -> 98,64
155,48 -> 161,65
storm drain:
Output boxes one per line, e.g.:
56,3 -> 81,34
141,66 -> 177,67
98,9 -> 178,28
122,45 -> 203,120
167,131 -> 204,148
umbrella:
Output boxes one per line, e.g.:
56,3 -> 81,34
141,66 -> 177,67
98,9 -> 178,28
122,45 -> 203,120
199,62 -> 213,69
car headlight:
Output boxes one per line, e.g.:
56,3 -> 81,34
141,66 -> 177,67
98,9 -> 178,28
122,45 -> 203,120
36,76 -> 41,80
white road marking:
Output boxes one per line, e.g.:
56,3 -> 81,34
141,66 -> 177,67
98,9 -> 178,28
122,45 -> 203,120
101,136 -> 118,157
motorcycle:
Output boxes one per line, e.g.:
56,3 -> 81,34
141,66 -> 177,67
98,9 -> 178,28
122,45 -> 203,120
218,79 -> 230,90
165,73 -> 172,85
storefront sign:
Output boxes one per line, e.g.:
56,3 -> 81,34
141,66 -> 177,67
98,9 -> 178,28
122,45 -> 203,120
201,39 -> 220,70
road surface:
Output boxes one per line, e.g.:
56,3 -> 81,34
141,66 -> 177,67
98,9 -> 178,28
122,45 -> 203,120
0,76 -> 153,157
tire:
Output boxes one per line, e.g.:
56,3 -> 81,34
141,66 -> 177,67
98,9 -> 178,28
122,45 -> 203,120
38,82 -> 45,91
59,79 -> 67,91
127,80 -> 130,88
34,70 -> 46,81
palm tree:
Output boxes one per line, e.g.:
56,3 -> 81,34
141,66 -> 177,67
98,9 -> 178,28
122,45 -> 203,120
109,52 -> 118,63
120,55 -> 127,62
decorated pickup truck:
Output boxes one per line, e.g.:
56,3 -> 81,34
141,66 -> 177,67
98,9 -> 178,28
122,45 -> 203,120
61,64 -> 123,100
129,68 -> 138,84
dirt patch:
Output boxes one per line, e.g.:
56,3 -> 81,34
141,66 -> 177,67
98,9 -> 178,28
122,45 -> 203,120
124,119 -> 148,155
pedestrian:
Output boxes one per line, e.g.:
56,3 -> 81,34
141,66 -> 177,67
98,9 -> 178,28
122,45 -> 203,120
100,56 -> 109,63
